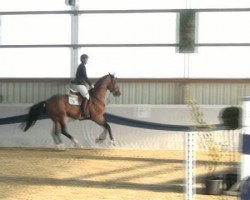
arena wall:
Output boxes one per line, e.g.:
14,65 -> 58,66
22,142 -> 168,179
1,78 -> 250,105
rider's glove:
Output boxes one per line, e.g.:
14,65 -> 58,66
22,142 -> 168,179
90,84 -> 95,89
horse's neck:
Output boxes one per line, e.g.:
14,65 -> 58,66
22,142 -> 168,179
91,75 -> 110,103
91,86 -> 108,103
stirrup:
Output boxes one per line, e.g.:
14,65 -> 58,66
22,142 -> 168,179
81,112 -> 90,118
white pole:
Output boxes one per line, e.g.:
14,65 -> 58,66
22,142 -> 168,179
70,3 -> 79,78
185,131 -> 196,200
241,97 -> 250,180
0,16 -> 2,45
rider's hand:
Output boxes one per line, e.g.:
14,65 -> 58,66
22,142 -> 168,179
90,84 -> 95,89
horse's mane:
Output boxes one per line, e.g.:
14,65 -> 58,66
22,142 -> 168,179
94,74 -> 114,88
89,74 -> 112,101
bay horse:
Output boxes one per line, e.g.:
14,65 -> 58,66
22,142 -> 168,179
21,73 -> 121,149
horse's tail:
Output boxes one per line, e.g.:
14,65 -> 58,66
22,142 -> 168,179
21,101 -> 47,132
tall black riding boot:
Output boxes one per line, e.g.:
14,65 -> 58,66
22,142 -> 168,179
81,99 -> 89,118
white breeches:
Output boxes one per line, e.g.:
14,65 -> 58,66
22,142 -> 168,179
75,85 -> 90,100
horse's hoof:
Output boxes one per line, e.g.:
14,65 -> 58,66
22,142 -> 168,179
56,143 -> 66,151
74,143 -> 83,149
73,139 -> 83,148
110,140 -> 116,147
95,138 -> 105,144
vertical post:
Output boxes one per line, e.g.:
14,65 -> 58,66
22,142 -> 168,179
183,54 -> 190,78
0,15 -> 2,45
70,4 -> 79,78
185,131 -> 196,200
241,97 -> 250,180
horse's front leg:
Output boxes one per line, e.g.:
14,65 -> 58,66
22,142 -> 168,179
95,128 -> 108,143
94,118 -> 115,146
104,121 -> 114,141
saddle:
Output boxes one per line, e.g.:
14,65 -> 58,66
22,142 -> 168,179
68,89 -> 91,119
68,89 -> 83,106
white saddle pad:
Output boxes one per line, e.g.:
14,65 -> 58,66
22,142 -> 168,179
68,94 -> 81,105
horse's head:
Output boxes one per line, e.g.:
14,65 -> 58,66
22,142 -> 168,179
107,73 -> 121,97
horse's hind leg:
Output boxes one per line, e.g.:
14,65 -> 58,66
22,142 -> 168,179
60,122 -> 82,148
52,122 -> 65,150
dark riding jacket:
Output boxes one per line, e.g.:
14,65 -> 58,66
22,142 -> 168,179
74,63 -> 92,86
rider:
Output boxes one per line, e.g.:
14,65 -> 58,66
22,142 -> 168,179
73,54 -> 94,117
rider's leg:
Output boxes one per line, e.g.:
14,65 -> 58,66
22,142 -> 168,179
81,98 -> 89,117
76,85 -> 90,117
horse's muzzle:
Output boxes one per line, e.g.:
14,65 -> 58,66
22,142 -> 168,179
112,87 -> 121,97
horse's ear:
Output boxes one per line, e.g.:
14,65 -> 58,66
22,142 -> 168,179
108,72 -> 115,78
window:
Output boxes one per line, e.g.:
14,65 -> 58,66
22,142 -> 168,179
0,48 -> 70,78
199,12 -> 250,43
79,13 -> 176,44
0,0 -> 69,11
1,1 -> 250,78
191,0 -> 250,9
79,0 -> 186,10
80,47 -> 185,78
189,47 -> 250,78
1,15 -> 70,45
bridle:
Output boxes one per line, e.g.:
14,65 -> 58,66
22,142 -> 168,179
107,74 -> 119,94
89,74 -> 118,105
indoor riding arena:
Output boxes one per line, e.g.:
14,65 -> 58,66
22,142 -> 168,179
1,1 -> 250,200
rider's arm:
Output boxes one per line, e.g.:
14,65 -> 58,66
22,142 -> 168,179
82,66 -> 92,87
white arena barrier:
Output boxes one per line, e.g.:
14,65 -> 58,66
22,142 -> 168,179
242,97 -> 250,180
0,104 -> 238,150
